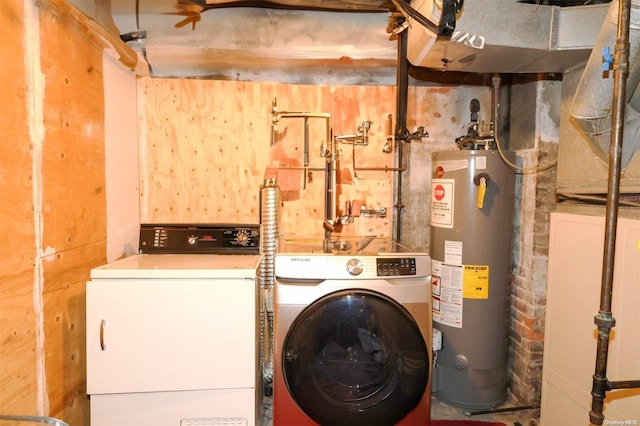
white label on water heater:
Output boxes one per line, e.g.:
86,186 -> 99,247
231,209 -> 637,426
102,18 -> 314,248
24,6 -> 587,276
432,258 -> 464,328
435,159 -> 468,172
430,178 -> 455,228
444,240 -> 463,266
475,155 -> 487,170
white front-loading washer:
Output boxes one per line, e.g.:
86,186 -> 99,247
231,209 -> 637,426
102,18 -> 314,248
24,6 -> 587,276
86,224 -> 262,426
273,237 -> 432,426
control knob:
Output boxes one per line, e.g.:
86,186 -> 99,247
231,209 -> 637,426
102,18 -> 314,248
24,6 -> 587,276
187,235 -> 198,245
236,230 -> 250,246
346,258 -> 364,276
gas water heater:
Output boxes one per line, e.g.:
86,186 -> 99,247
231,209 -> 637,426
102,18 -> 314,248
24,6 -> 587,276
430,101 -> 515,410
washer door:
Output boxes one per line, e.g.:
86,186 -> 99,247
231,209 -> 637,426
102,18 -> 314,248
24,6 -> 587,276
282,289 -> 429,426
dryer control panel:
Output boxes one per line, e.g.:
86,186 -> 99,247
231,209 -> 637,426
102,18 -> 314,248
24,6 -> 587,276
139,223 -> 260,254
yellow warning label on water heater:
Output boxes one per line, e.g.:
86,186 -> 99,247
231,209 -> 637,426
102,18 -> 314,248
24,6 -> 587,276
463,264 -> 489,299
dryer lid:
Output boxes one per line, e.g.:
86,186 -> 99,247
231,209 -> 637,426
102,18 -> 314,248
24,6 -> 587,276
278,236 -> 421,255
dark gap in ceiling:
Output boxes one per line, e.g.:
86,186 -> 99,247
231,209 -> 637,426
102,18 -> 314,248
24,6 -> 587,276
169,0 -> 394,13
517,0 -> 611,6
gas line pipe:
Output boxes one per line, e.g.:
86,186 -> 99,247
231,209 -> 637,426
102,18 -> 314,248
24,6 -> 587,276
590,0 -> 640,424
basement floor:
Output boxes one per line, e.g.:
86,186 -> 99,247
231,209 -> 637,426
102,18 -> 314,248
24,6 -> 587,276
262,394 -> 541,425
430,396 -> 540,425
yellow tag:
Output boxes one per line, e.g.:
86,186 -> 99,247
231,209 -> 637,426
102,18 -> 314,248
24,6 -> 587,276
463,264 -> 489,299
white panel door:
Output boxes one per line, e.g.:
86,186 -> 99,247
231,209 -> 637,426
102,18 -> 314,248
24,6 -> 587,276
86,277 -> 256,394
541,213 -> 640,425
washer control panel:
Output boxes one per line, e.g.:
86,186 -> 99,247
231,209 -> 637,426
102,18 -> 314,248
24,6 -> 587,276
139,223 -> 260,254
346,258 -> 364,276
276,253 -> 430,280
376,257 -> 417,276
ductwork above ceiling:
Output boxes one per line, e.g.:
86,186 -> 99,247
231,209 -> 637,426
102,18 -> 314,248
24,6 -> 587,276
571,0 -> 640,171
67,0 -> 614,79
406,0 -> 611,73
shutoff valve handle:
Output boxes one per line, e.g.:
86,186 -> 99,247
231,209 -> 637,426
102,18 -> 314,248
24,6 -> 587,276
473,173 -> 491,209
603,46 -> 614,72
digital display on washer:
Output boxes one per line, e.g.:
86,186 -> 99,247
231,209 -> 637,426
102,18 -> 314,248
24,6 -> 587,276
376,257 -> 417,276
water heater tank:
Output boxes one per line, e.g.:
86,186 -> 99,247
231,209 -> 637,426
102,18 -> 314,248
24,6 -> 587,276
430,148 -> 515,410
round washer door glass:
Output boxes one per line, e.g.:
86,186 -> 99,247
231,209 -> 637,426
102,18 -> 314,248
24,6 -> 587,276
282,289 -> 429,426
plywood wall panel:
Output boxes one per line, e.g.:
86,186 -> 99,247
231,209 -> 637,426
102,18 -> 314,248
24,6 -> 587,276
0,271 -> 38,415
140,79 -> 396,239
39,6 -> 106,253
0,2 -> 36,275
38,2 -> 108,423
40,126 -> 106,252
42,243 -> 104,425
139,78 -> 276,225
0,0 -> 39,416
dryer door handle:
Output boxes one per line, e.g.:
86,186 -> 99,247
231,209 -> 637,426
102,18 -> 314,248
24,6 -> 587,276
99,319 -> 107,351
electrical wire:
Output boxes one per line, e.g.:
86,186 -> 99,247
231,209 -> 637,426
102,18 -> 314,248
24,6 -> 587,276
495,130 -> 558,174
492,75 -> 558,175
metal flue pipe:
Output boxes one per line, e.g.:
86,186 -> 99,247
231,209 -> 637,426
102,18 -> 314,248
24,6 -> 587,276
571,0 -> 640,171
590,0 -> 640,423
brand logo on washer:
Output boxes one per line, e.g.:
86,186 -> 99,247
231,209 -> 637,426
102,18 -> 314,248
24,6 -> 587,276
290,257 -> 311,262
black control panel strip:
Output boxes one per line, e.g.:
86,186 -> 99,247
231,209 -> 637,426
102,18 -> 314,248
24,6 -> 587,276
139,223 -> 260,255
376,257 -> 417,276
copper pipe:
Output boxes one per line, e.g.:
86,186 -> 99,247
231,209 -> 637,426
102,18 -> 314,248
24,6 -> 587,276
352,139 -> 409,175
590,1 -> 638,424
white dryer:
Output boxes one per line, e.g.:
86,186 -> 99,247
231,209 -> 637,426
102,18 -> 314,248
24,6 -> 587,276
273,237 -> 432,426
86,224 -> 262,426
